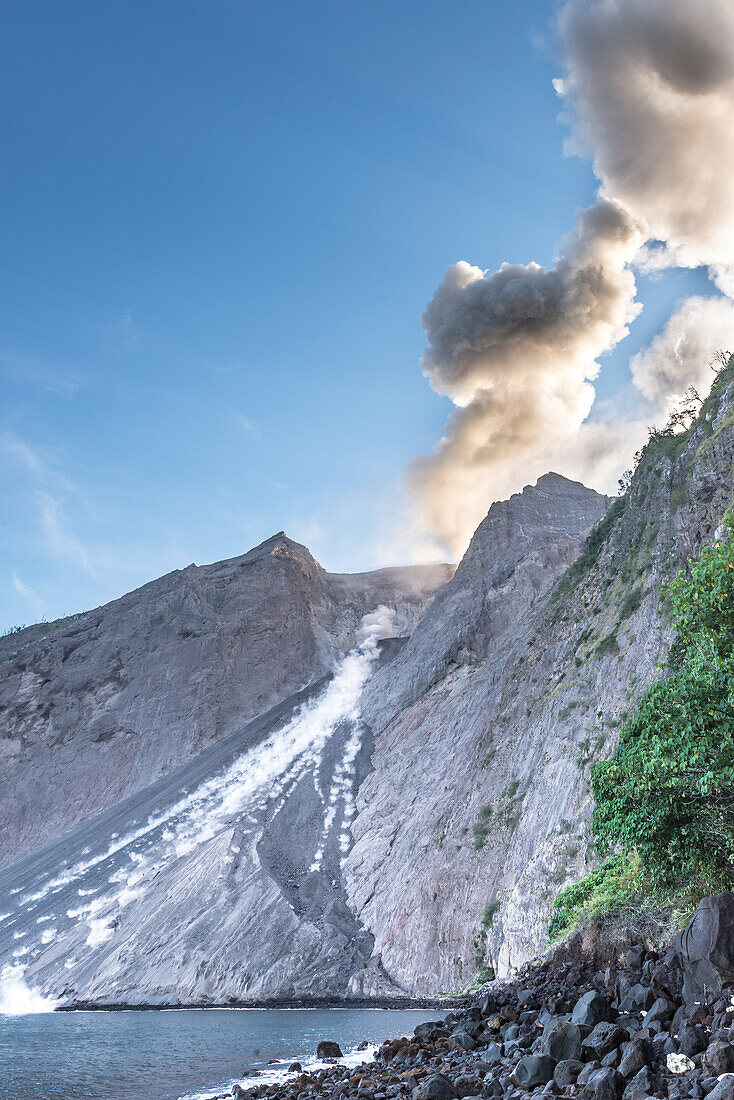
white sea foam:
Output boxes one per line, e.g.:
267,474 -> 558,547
0,965 -> 58,1015
178,1042 -> 378,1100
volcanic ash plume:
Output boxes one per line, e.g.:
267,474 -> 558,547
630,296 -> 734,414
409,0 -> 734,556
557,0 -> 734,294
409,197 -> 644,555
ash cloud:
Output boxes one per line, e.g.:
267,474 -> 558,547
410,0 -> 734,555
557,0 -> 734,293
630,296 -> 734,411
410,198 -> 643,553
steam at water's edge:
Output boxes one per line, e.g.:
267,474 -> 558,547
0,964 -> 58,1015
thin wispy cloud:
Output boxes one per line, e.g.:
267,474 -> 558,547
35,492 -> 96,577
232,412 -> 262,438
1,431 -> 97,578
203,362 -> 237,376
0,350 -> 88,396
1,431 -> 80,497
1,433 -> 46,478
119,311 -> 142,347
10,572 -> 44,616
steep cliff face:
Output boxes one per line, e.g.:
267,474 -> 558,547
0,534 -> 451,867
345,366 -> 734,993
1,367 -> 732,1007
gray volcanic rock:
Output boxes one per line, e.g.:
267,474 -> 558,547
359,473 -> 612,732
0,649 -> 408,1004
674,892 -> 734,1003
345,368 -> 734,993
345,474 -> 612,992
0,534 -> 451,866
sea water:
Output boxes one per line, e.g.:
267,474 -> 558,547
0,1007 -> 430,1100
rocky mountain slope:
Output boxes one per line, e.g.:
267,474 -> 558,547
346,364 -> 734,993
0,364 -> 732,1006
0,477 -> 608,1006
0,537 -> 451,867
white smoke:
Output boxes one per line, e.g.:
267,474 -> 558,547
0,964 -> 57,1015
557,0 -> 734,295
410,0 -> 734,554
630,296 -> 734,413
410,197 -> 643,552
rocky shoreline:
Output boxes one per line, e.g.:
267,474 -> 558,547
207,894 -> 734,1100
55,996 -> 462,1012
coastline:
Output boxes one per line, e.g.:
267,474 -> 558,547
56,995 -> 468,1012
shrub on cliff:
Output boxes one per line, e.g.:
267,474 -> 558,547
592,514 -> 734,892
548,853 -> 639,941
550,514 -> 734,937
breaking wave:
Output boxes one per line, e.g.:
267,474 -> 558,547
0,964 -> 58,1015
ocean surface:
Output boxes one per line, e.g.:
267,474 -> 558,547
0,1007 -> 431,1100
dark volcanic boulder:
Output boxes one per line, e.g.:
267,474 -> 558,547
448,1030 -> 476,1051
554,1059 -> 585,1088
618,1039 -> 651,1078
316,1041 -> 343,1059
582,1024 -> 628,1062
414,1022 -> 444,1041
483,1041 -> 503,1065
674,893 -> 734,1003
678,1025 -> 706,1058
707,1076 -> 734,1100
622,1065 -> 666,1099
578,1061 -> 602,1085
510,1055 -> 557,1089
581,1067 -> 624,1100
644,995 -> 674,1026
543,1019 -> 582,1062
625,947 -> 645,969
703,1039 -> 734,1076
418,1074 -> 457,1100
618,984 -> 654,1013
453,1075 -> 482,1096
573,991 -> 613,1027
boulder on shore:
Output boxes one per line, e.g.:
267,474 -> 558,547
674,892 -> 734,1002
316,1040 -> 343,1059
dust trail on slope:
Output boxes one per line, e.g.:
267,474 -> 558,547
0,607 -> 395,975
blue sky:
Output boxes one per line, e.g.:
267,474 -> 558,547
0,0 -> 711,631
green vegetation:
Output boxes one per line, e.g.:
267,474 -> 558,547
593,514 -> 734,890
619,586 -> 644,621
479,746 -> 496,769
594,631 -> 619,657
481,899 -> 500,928
549,515 -> 734,939
472,899 -> 500,984
548,854 -> 639,941
0,613 -> 83,666
472,804 -> 493,850
554,497 -> 628,600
